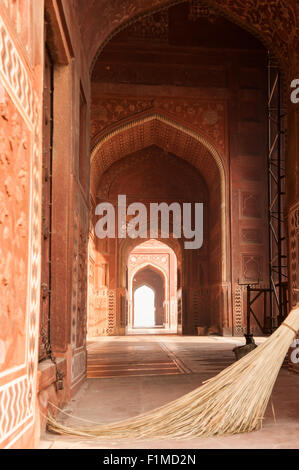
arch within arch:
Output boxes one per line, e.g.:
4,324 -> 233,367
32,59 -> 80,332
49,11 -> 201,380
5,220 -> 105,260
130,261 -> 168,294
91,112 -> 228,283
127,241 -> 177,334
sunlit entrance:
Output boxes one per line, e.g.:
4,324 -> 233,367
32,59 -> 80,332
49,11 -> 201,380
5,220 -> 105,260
133,285 -> 155,327
126,239 -> 179,335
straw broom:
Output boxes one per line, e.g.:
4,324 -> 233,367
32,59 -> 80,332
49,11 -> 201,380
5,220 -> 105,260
47,304 -> 299,440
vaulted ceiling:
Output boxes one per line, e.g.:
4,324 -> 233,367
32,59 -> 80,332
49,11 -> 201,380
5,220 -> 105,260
73,0 -> 299,75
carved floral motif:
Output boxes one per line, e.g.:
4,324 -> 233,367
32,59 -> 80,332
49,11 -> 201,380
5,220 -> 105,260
0,92 -> 30,374
91,98 -> 225,153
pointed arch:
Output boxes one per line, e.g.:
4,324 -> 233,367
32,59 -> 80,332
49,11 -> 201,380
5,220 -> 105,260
91,112 -> 228,282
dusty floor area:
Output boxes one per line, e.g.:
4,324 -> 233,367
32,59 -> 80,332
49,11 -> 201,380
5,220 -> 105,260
40,335 -> 299,449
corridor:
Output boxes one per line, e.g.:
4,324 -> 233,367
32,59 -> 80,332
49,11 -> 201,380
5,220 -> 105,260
1,0 -> 299,449
41,336 -> 299,449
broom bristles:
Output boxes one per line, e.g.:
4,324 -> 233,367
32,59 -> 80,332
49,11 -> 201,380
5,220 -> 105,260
47,305 -> 299,440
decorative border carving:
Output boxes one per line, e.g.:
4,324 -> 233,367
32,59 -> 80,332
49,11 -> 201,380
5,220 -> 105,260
234,285 -> 244,335
289,202 -> 299,306
0,14 -> 40,447
0,16 -> 34,127
71,349 -> 86,386
107,290 -> 116,335
0,376 -> 31,444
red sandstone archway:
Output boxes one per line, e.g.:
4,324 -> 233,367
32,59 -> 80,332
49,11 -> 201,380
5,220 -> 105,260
127,240 -> 178,334
90,112 -> 228,285
88,110 -> 228,335
87,1 -> 298,343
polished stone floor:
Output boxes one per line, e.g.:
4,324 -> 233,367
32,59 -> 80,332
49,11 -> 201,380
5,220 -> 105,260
40,335 -> 299,449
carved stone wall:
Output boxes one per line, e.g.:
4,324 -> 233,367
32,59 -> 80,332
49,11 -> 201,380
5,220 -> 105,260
289,202 -> 299,308
70,187 -> 89,388
0,3 -> 42,448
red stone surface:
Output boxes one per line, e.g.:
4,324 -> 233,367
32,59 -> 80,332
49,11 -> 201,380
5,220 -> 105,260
0,91 -> 30,373
0,0 -> 44,449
